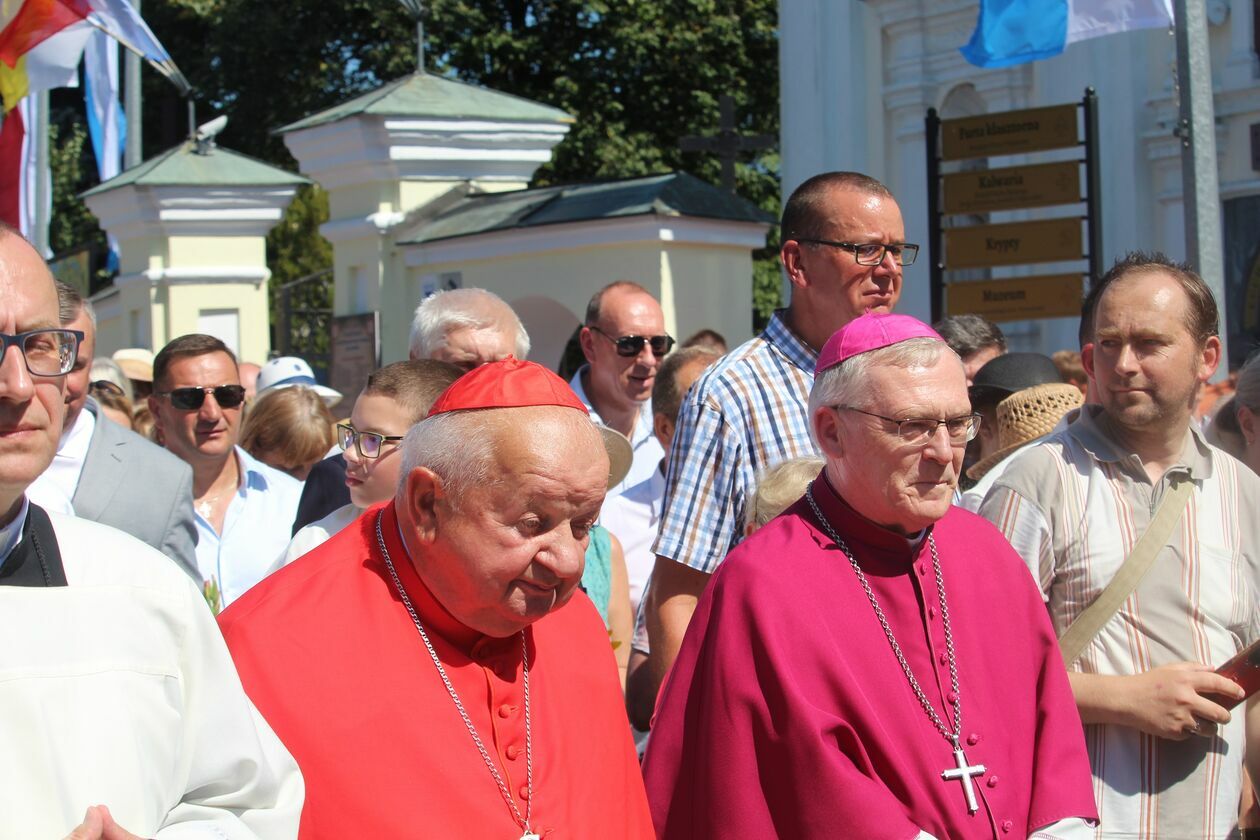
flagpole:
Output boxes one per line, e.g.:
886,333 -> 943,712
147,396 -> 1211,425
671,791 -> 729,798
32,89 -> 50,256
1172,0 -> 1229,376
124,0 -> 143,167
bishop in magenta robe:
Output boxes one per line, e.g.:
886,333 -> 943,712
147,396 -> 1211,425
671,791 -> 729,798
642,473 -> 1098,839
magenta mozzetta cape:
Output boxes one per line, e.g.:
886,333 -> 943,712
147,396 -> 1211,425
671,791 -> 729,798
642,476 -> 1097,839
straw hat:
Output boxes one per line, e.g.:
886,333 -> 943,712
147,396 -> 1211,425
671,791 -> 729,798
967,383 -> 1083,481
112,348 -> 154,383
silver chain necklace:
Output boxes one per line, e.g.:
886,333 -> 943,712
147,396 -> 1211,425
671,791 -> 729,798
375,511 -> 539,840
805,486 -> 987,814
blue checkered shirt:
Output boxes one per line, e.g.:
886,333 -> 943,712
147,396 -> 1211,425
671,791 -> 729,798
652,310 -> 818,574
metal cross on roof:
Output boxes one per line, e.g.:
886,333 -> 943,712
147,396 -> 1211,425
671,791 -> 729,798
679,94 -> 776,194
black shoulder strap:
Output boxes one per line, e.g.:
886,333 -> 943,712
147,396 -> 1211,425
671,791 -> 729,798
0,504 -> 68,587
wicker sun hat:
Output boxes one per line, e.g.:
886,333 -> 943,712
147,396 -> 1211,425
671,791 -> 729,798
967,382 -> 1084,482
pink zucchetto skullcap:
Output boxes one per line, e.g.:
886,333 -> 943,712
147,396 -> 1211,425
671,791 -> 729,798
427,356 -> 589,417
815,313 -> 944,375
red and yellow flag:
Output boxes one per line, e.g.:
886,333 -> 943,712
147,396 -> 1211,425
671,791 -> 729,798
0,0 -> 91,68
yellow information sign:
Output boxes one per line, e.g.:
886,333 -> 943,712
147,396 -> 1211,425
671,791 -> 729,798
947,275 -> 1085,323
941,104 -> 1079,161
943,161 -> 1081,215
945,217 -> 1082,269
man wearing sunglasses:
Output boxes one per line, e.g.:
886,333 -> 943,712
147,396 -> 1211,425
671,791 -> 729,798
149,334 -> 302,609
26,282 -> 199,582
0,225 -> 302,837
574,281 -> 672,499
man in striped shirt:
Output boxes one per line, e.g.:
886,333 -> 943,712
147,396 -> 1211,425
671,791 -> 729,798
979,253 -> 1260,838
645,171 -> 916,700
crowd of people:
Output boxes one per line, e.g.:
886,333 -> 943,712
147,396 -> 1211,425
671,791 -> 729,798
2,167 -> 1259,840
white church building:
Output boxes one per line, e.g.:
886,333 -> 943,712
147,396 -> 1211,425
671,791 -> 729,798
780,0 -> 1260,365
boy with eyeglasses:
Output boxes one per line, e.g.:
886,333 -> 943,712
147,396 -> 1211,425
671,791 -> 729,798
284,360 -> 462,564
150,334 -> 302,609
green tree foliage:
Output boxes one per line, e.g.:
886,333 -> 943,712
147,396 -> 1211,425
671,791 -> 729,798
48,111 -> 105,260
61,1 -> 784,326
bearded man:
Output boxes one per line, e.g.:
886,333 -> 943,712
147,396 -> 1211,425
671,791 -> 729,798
643,313 -> 1097,839
220,358 -> 652,839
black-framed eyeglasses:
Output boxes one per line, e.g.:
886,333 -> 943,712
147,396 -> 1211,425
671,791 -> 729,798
337,422 -> 405,459
0,329 -> 82,377
89,379 -> 125,397
798,239 -> 920,266
156,385 -> 247,411
589,325 -> 675,358
835,406 -> 981,445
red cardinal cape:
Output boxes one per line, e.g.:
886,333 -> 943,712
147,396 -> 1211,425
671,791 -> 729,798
220,502 -> 652,839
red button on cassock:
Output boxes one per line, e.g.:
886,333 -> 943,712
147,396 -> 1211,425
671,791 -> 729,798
498,704 -> 513,718
506,744 -> 521,760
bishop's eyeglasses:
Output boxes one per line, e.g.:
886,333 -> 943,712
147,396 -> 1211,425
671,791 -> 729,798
797,239 -> 920,266
0,329 -> 83,377
835,406 -> 981,446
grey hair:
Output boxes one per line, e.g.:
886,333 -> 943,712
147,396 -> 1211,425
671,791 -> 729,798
55,280 -> 96,328
397,411 -> 497,506
1235,353 -> 1260,413
807,338 -> 952,447
932,314 -> 1005,359
409,288 -> 531,361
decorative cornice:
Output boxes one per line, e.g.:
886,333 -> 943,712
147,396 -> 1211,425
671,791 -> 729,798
284,112 -> 567,190
113,266 -> 271,289
83,183 -> 300,240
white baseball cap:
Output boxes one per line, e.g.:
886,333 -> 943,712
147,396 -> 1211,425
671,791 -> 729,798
255,356 -> 342,408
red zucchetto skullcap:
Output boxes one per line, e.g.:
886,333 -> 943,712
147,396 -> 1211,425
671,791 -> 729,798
815,313 -> 944,375
427,356 -> 589,417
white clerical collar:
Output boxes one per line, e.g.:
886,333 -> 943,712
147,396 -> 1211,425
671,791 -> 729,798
0,496 -> 31,571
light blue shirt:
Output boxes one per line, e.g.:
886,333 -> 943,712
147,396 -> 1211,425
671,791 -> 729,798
0,496 -> 30,573
193,446 -> 302,608
569,366 -> 666,500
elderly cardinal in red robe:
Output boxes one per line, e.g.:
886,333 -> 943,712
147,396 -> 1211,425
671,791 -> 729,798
220,358 -> 652,840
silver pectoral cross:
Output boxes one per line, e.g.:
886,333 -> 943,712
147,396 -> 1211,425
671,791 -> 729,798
941,746 -> 986,814
519,833 -> 540,840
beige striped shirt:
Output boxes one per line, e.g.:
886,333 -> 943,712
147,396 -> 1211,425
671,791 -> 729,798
978,406 -> 1260,839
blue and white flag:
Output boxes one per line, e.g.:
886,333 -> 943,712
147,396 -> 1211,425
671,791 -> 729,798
961,0 -> 1174,68
83,28 -> 124,269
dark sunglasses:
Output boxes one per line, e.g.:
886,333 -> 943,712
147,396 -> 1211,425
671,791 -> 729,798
589,325 -> 675,358
89,379 -> 125,397
157,385 -> 247,411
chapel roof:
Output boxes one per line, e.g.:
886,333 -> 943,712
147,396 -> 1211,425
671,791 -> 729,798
277,71 -> 574,133
81,140 -> 308,197
398,171 -> 773,245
